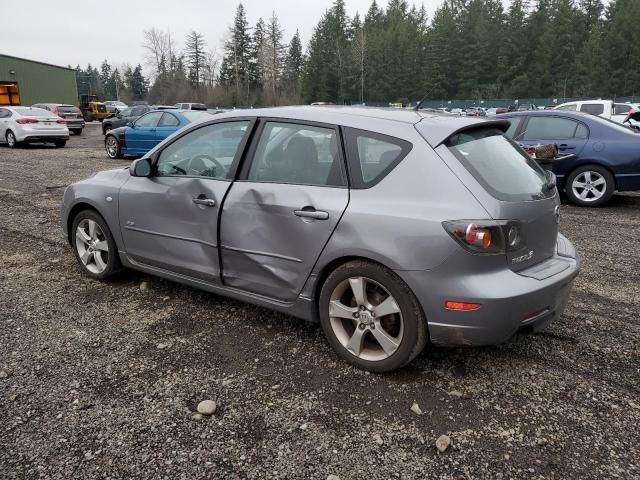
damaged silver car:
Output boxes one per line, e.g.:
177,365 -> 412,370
61,106 -> 580,372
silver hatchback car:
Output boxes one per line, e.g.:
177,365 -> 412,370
61,107 -> 581,372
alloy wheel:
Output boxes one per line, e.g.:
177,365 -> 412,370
75,219 -> 109,274
106,137 -> 118,158
328,276 -> 404,362
571,171 -> 606,202
6,131 -> 16,147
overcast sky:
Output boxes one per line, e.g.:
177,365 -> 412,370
1,0 -> 464,73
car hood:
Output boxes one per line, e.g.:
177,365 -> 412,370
107,125 -> 128,137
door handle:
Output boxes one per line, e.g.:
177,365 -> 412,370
294,208 -> 329,220
558,144 -> 575,150
192,197 -> 216,207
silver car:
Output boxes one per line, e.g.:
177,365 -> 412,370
61,107 -> 581,372
0,106 -> 69,148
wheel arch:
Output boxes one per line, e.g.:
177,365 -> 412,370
565,161 -> 618,191
311,255 -> 428,328
66,201 -> 114,247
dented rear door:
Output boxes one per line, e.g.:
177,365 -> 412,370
219,120 -> 349,301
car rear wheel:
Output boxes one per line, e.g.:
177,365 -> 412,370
566,165 -> 614,207
71,210 -> 120,280
72,129 -> 82,135
319,260 -> 428,373
6,130 -> 19,148
105,135 -> 122,159
54,140 -> 67,148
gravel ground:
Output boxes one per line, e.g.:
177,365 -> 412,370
1,124 -> 639,479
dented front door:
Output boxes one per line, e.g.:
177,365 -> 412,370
219,182 -> 348,301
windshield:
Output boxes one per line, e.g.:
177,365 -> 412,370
182,111 -> 212,122
446,127 -> 550,201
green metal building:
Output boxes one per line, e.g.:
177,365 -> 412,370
0,54 -> 78,106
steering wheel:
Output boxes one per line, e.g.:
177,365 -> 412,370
187,154 -> 226,177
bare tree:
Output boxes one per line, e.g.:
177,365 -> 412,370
142,28 -> 178,80
352,26 -> 367,104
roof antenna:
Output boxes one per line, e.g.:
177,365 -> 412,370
414,85 -> 437,111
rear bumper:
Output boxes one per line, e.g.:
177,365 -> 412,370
396,233 -> 581,347
65,120 -> 85,129
20,134 -> 70,142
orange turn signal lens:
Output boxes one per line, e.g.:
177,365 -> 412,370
445,301 -> 482,311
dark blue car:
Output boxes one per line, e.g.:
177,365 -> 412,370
104,109 -> 210,159
497,110 -> 640,206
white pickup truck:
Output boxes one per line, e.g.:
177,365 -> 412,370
554,99 -> 639,125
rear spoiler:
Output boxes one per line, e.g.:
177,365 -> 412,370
415,117 -> 511,147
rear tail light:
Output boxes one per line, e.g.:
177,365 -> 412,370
445,301 -> 482,311
56,118 -> 66,124
16,118 -> 38,124
442,220 -> 524,254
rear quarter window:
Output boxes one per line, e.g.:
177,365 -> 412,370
446,127 -> 550,202
344,128 -> 412,188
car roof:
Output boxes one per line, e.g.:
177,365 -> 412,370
210,106 -> 508,146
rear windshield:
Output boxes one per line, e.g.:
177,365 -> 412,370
57,106 -> 79,114
14,107 -> 51,116
446,127 -> 550,201
182,111 -> 211,122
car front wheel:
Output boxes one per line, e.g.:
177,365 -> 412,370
105,135 -> 122,159
319,260 -> 428,373
71,210 -> 120,280
566,165 -> 614,207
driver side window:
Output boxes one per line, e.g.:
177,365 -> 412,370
156,121 -> 250,179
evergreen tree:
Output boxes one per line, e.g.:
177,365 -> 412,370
219,3 -> 252,105
185,30 -> 207,88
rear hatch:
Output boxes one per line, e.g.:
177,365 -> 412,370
56,105 -> 82,120
418,121 -> 559,271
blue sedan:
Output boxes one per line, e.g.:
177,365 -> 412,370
497,110 -> 640,206
104,109 -> 210,159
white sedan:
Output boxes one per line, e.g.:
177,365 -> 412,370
0,106 -> 69,148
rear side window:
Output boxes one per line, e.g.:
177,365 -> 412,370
556,104 -> 577,111
614,104 -> 632,115
580,103 -> 605,115
446,127 -> 549,202
503,117 -> 522,138
158,113 -> 179,127
344,128 -> 412,188
522,117 -> 586,140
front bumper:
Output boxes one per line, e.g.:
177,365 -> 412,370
397,233 -> 581,347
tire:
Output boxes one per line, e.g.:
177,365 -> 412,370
71,129 -> 82,135
318,260 -> 428,373
71,209 -> 121,280
565,165 -> 615,207
54,140 -> 67,148
105,135 -> 122,159
6,130 -> 19,148
99,118 -> 104,123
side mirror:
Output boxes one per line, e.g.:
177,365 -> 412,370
127,121 -> 134,128
130,158 -> 152,177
